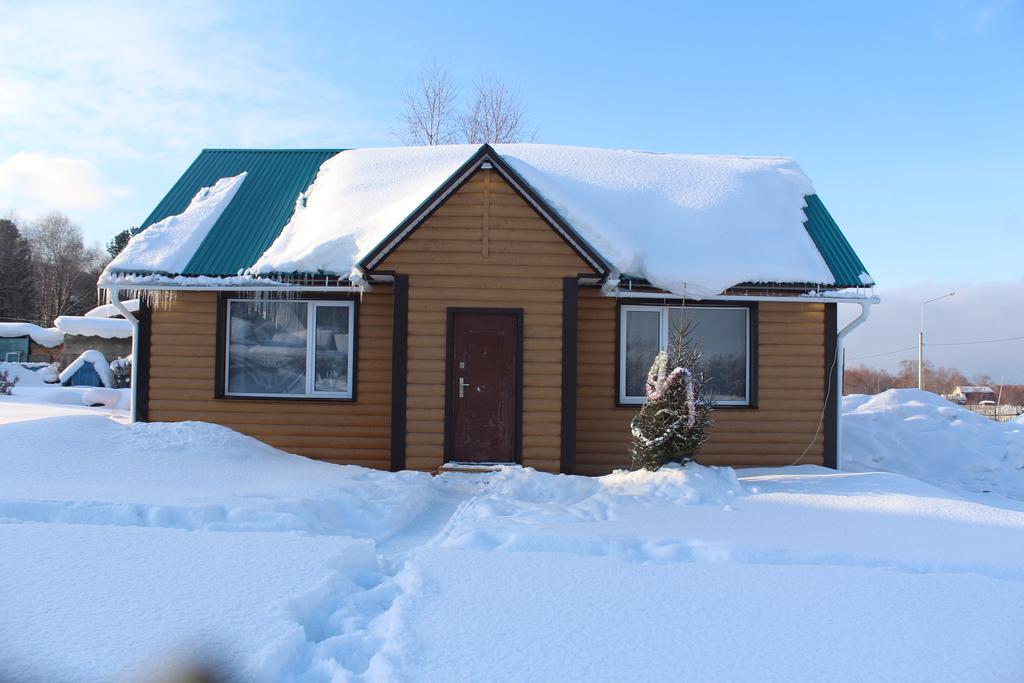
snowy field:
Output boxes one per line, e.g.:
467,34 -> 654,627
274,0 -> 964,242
2,387 -> 1023,681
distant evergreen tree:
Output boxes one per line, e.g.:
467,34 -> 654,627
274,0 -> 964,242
0,219 -> 38,322
106,227 -> 137,259
629,324 -> 715,471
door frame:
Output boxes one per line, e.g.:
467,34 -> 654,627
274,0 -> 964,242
443,307 -> 524,464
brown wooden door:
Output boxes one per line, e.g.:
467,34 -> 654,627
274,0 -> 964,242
447,310 -> 521,462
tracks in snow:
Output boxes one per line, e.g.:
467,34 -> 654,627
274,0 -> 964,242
279,476 -> 483,682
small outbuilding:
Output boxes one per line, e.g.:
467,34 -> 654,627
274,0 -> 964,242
55,313 -> 133,368
949,386 -> 996,405
0,323 -> 64,363
60,350 -> 114,388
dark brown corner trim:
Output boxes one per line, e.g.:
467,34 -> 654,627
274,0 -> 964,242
135,299 -> 152,422
560,277 -> 579,474
613,298 -> 759,410
390,275 -> 409,471
823,303 -> 839,469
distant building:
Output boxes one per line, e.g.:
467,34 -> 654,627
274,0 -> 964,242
949,386 -> 996,405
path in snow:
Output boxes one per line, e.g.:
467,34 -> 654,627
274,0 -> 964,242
275,476 -> 482,680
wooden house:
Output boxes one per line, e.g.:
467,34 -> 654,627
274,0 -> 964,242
100,144 -> 876,474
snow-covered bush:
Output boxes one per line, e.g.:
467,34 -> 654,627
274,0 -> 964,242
0,369 -> 18,396
110,357 -> 132,389
630,325 -> 714,471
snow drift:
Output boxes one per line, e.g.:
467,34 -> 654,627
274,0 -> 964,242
843,389 -> 1024,499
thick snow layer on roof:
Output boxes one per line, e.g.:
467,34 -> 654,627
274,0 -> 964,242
954,385 -> 995,394
253,146 -> 475,276
254,144 -> 834,297
54,316 -> 133,339
85,299 -> 139,318
59,350 -> 112,387
0,322 -> 63,347
104,172 -> 246,277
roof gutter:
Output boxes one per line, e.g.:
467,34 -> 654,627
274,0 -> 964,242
835,298 -> 875,470
107,287 -> 139,424
97,284 -> 366,293
605,287 -> 880,305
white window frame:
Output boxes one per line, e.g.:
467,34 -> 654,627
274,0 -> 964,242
618,304 -> 751,406
224,299 -> 356,400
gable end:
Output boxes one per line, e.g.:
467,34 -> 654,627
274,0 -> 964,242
359,145 -> 609,276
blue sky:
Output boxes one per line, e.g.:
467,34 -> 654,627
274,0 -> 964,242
1,0 -> 1021,379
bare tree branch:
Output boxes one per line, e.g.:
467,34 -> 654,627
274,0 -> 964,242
394,59 -> 460,146
461,74 -> 536,144
24,212 -> 106,322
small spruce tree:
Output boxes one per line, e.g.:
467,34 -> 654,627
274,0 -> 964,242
629,324 -> 714,471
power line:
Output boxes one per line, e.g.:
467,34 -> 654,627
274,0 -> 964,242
848,346 -> 916,361
930,335 -> 1024,348
848,334 -> 1024,362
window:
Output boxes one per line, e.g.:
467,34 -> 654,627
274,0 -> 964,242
225,299 -> 355,399
619,304 -> 752,406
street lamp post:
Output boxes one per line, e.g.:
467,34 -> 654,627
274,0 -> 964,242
919,292 -> 955,390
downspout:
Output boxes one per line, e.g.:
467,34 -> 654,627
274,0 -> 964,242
108,286 -> 140,424
835,300 -> 874,469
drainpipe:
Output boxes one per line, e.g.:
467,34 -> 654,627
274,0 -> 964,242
108,286 -> 140,424
835,299 -> 875,469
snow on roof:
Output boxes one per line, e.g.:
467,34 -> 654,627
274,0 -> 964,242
102,173 -> 246,279
85,299 -> 139,318
954,386 -> 995,394
0,322 -> 64,347
253,144 -> 835,298
54,316 -> 133,339
59,350 -> 113,387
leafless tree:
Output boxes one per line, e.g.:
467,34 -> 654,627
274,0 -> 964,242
395,60 -> 460,146
24,212 -> 107,322
461,75 -> 536,144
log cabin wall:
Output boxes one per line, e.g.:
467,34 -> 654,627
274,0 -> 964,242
145,288 -> 394,468
576,290 -> 827,475
379,169 -> 592,473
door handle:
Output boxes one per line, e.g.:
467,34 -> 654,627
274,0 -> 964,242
458,377 -> 469,398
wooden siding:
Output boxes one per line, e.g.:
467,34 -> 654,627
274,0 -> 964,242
380,169 -> 591,473
146,289 -> 394,468
576,291 -> 827,475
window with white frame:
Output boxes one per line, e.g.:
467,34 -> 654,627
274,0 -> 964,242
619,304 -> 751,405
225,299 -> 355,398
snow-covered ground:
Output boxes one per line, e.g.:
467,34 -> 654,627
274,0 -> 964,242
2,387 -> 1023,681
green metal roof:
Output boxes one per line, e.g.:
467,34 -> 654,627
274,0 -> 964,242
137,149 -> 341,276
133,148 -> 871,288
801,194 -> 872,287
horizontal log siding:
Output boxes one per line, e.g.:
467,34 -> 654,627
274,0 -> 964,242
576,292 -> 827,475
381,169 -> 590,473
146,289 -> 394,468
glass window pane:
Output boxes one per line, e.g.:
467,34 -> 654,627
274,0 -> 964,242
678,307 -> 747,402
313,305 -> 350,393
227,301 -> 308,395
624,309 -> 661,397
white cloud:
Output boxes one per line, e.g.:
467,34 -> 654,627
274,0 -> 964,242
0,152 -> 127,214
843,279 -> 1024,383
977,0 -> 1015,28
0,1 -> 378,162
